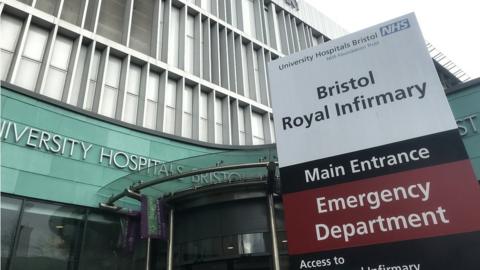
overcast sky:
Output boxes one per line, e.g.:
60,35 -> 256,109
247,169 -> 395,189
303,0 -> 479,80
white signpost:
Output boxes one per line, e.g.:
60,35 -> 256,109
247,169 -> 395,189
268,13 -> 480,270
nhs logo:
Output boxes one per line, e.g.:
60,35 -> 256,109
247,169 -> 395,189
379,19 -> 410,36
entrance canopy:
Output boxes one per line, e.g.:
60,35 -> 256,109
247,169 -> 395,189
97,146 -> 278,212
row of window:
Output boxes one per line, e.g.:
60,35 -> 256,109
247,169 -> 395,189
1,0 -> 327,145
0,13 -> 273,144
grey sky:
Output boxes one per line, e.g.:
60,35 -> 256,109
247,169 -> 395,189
303,0 -> 479,80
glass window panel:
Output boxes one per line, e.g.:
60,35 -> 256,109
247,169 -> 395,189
238,107 -> 246,132
164,107 -> 176,134
185,15 -> 195,73
10,201 -> 84,270
215,123 -> 223,144
44,68 -> 66,100
157,0 -> 164,57
183,85 -> 193,114
89,50 -> 102,81
145,100 -> 158,129
168,8 -> 180,67
35,0 -> 59,15
50,36 -> 73,70
253,50 -> 261,102
147,72 -> 159,101
128,65 -> 141,95
165,79 -> 177,108
215,98 -> 222,124
1,196 -> 22,270
230,0 -> 237,27
243,0 -> 256,38
182,113 -> 193,138
201,0 -> 212,13
252,112 -> 264,145
69,45 -> 88,105
200,92 -> 208,118
222,235 -> 238,256
84,0 -> 97,32
199,118 -> 208,142
60,0 -> 82,26
1,51 -> 13,80
124,94 -> 138,124
1,15 -> 23,51
239,131 -> 246,145
15,58 -> 41,91
252,112 -> 264,137
100,86 -> 118,118
105,56 -> 122,88
78,212 -> 131,270
130,0 -> 154,55
241,44 -> 249,98
23,25 -> 49,61
97,0 -> 125,43
197,238 -> 222,259
240,233 -> 266,254
85,81 -> 96,110
185,36 -> 194,74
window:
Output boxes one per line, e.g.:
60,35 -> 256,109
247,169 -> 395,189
253,49 -> 262,102
239,233 -> 268,254
182,85 -> 194,138
168,7 -> 180,67
15,25 -> 49,91
9,201 -> 84,270
199,92 -> 208,142
185,15 -> 195,73
130,0 -> 154,56
252,112 -> 265,145
215,97 -> 223,144
60,0 -> 83,26
242,0 -> 257,38
99,56 -> 122,118
78,212 -> 146,270
201,0 -> 212,14
35,0 -> 59,16
97,0 -> 126,44
43,36 -> 73,100
164,79 -> 177,134
240,43 -> 249,98
69,45 -> 88,106
0,15 -> 23,80
1,197 -> 22,269
85,49 -> 102,111
238,106 -> 246,145
145,72 -> 160,129
123,64 -> 141,124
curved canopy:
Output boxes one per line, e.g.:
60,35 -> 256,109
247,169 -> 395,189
97,146 -> 278,211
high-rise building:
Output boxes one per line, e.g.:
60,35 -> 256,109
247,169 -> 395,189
0,0 -> 347,146
0,1 -> 476,270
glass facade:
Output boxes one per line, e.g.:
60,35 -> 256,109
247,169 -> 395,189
0,194 -> 155,270
1,191 -> 287,270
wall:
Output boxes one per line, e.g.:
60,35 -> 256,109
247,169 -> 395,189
1,86 -> 222,208
448,78 -> 480,180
